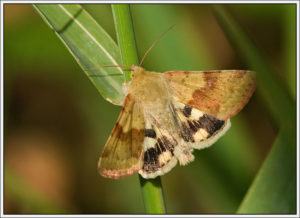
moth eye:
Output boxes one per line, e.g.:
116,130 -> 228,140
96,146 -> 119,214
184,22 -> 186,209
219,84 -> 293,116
129,71 -> 134,79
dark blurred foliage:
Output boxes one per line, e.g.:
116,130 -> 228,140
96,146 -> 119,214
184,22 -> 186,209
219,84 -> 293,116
3,4 -> 296,214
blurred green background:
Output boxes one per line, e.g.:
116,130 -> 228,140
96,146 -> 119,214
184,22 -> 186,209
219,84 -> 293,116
4,4 -> 296,214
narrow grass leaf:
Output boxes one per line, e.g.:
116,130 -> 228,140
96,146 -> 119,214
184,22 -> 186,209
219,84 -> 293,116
237,131 -> 296,214
33,4 -> 125,105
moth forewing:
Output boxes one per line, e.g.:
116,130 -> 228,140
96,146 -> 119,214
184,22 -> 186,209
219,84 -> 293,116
98,94 -> 144,179
163,70 -> 256,120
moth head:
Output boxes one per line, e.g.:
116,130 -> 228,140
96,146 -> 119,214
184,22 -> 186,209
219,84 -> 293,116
130,65 -> 145,79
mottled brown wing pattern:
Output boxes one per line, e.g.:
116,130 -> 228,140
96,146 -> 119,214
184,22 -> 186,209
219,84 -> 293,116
98,94 -> 145,179
163,70 -> 256,120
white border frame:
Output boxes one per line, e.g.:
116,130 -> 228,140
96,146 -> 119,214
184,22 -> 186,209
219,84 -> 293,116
0,1 -> 299,218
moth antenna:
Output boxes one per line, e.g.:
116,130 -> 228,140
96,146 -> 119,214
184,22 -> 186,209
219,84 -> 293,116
139,24 -> 175,67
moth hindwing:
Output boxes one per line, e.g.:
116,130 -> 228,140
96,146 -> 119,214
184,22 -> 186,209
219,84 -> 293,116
98,65 -> 255,179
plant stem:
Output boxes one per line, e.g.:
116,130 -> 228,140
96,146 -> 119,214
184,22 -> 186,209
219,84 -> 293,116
139,177 -> 166,213
111,4 -> 166,214
112,4 -> 139,82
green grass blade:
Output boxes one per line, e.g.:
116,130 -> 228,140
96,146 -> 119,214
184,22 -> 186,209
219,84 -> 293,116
33,4 -> 125,105
212,5 -> 296,213
237,131 -> 296,213
112,4 -> 166,214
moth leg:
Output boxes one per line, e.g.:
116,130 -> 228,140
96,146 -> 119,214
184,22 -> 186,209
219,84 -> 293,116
173,139 -> 195,165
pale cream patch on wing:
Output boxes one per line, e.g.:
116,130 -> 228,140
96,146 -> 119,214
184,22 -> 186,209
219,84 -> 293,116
158,150 -> 173,164
191,119 -> 231,150
145,119 -> 152,129
144,137 -> 156,149
175,101 -> 185,110
143,120 -> 156,149
190,108 -> 204,120
194,128 -> 209,141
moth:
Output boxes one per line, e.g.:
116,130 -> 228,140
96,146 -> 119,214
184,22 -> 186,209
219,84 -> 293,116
98,64 -> 256,179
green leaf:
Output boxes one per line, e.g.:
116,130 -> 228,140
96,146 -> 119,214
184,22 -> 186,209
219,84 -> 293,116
237,131 -> 296,213
33,4 -> 125,105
